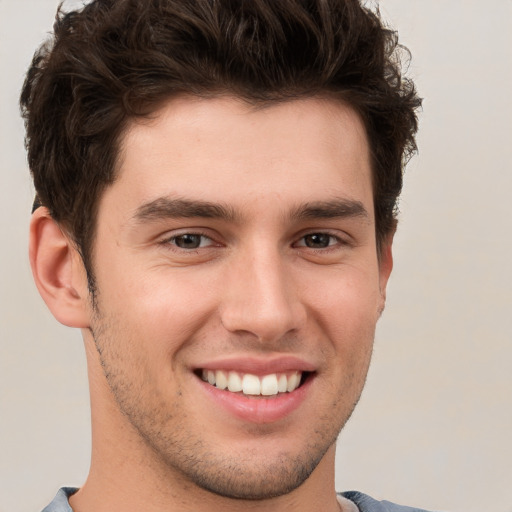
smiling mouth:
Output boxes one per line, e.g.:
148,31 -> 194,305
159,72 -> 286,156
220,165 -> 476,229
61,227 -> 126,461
198,369 -> 308,397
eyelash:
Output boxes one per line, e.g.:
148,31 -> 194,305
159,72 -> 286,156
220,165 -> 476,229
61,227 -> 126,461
293,232 -> 345,250
159,231 -> 347,253
160,231 -> 217,251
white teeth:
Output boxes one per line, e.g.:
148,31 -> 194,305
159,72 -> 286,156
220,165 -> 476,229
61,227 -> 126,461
201,370 -> 304,396
227,371 -> 243,392
261,374 -> 278,396
287,371 -> 300,392
242,374 -> 261,395
215,370 -> 228,390
277,374 -> 288,393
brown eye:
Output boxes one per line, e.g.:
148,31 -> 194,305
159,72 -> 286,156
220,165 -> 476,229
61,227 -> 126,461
302,233 -> 334,248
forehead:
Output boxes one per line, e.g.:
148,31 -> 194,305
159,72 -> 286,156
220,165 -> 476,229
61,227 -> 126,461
105,95 -> 373,222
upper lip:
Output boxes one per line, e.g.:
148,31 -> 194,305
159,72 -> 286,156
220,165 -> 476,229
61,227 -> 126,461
194,355 -> 317,375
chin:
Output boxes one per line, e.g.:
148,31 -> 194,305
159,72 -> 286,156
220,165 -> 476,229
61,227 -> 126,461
172,448 -> 327,501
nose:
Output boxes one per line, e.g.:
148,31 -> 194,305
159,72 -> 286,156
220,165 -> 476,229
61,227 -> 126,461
219,246 -> 306,344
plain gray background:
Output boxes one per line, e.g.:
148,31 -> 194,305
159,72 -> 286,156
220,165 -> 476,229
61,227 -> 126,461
1,1 -> 511,511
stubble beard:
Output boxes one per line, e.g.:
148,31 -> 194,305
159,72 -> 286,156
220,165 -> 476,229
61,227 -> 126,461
89,308 -> 368,501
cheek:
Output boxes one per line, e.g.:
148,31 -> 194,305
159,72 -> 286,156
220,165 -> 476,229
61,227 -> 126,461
302,266 -> 380,394
303,265 -> 382,341
96,264 -> 220,354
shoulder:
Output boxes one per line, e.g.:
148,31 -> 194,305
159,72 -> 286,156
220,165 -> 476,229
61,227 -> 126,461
40,488 -> 78,512
340,491 -> 439,512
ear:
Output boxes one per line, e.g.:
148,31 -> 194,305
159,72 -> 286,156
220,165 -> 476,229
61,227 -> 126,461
29,208 -> 91,328
377,232 -> 394,315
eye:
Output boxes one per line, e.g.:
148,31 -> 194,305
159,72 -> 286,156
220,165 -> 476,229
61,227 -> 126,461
297,233 -> 339,249
168,233 -> 214,249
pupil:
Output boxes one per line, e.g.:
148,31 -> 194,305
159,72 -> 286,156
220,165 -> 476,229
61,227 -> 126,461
176,234 -> 201,249
305,233 -> 330,248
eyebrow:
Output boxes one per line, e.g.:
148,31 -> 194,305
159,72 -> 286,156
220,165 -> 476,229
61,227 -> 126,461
131,196 -> 369,225
132,197 -> 240,223
289,198 -> 369,222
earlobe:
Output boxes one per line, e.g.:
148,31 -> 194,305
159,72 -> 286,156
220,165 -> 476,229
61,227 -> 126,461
29,208 -> 91,328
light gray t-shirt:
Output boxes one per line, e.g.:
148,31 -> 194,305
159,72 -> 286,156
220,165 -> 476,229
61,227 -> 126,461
41,487 -> 435,512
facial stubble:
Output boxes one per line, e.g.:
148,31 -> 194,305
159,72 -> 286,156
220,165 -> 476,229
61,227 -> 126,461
88,303 -> 371,501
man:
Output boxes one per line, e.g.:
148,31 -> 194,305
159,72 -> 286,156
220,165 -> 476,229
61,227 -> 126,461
21,0 -> 424,511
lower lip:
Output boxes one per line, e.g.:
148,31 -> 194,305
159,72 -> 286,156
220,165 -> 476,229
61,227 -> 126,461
197,375 -> 313,424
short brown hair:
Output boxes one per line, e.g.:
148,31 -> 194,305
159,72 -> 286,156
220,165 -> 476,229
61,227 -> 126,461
20,0 -> 421,290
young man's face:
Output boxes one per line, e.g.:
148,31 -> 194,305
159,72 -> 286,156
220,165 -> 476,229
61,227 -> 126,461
83,96 -> 392,499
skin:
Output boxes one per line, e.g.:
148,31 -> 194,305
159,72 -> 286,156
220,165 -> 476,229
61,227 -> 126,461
30,96 -> 392,512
